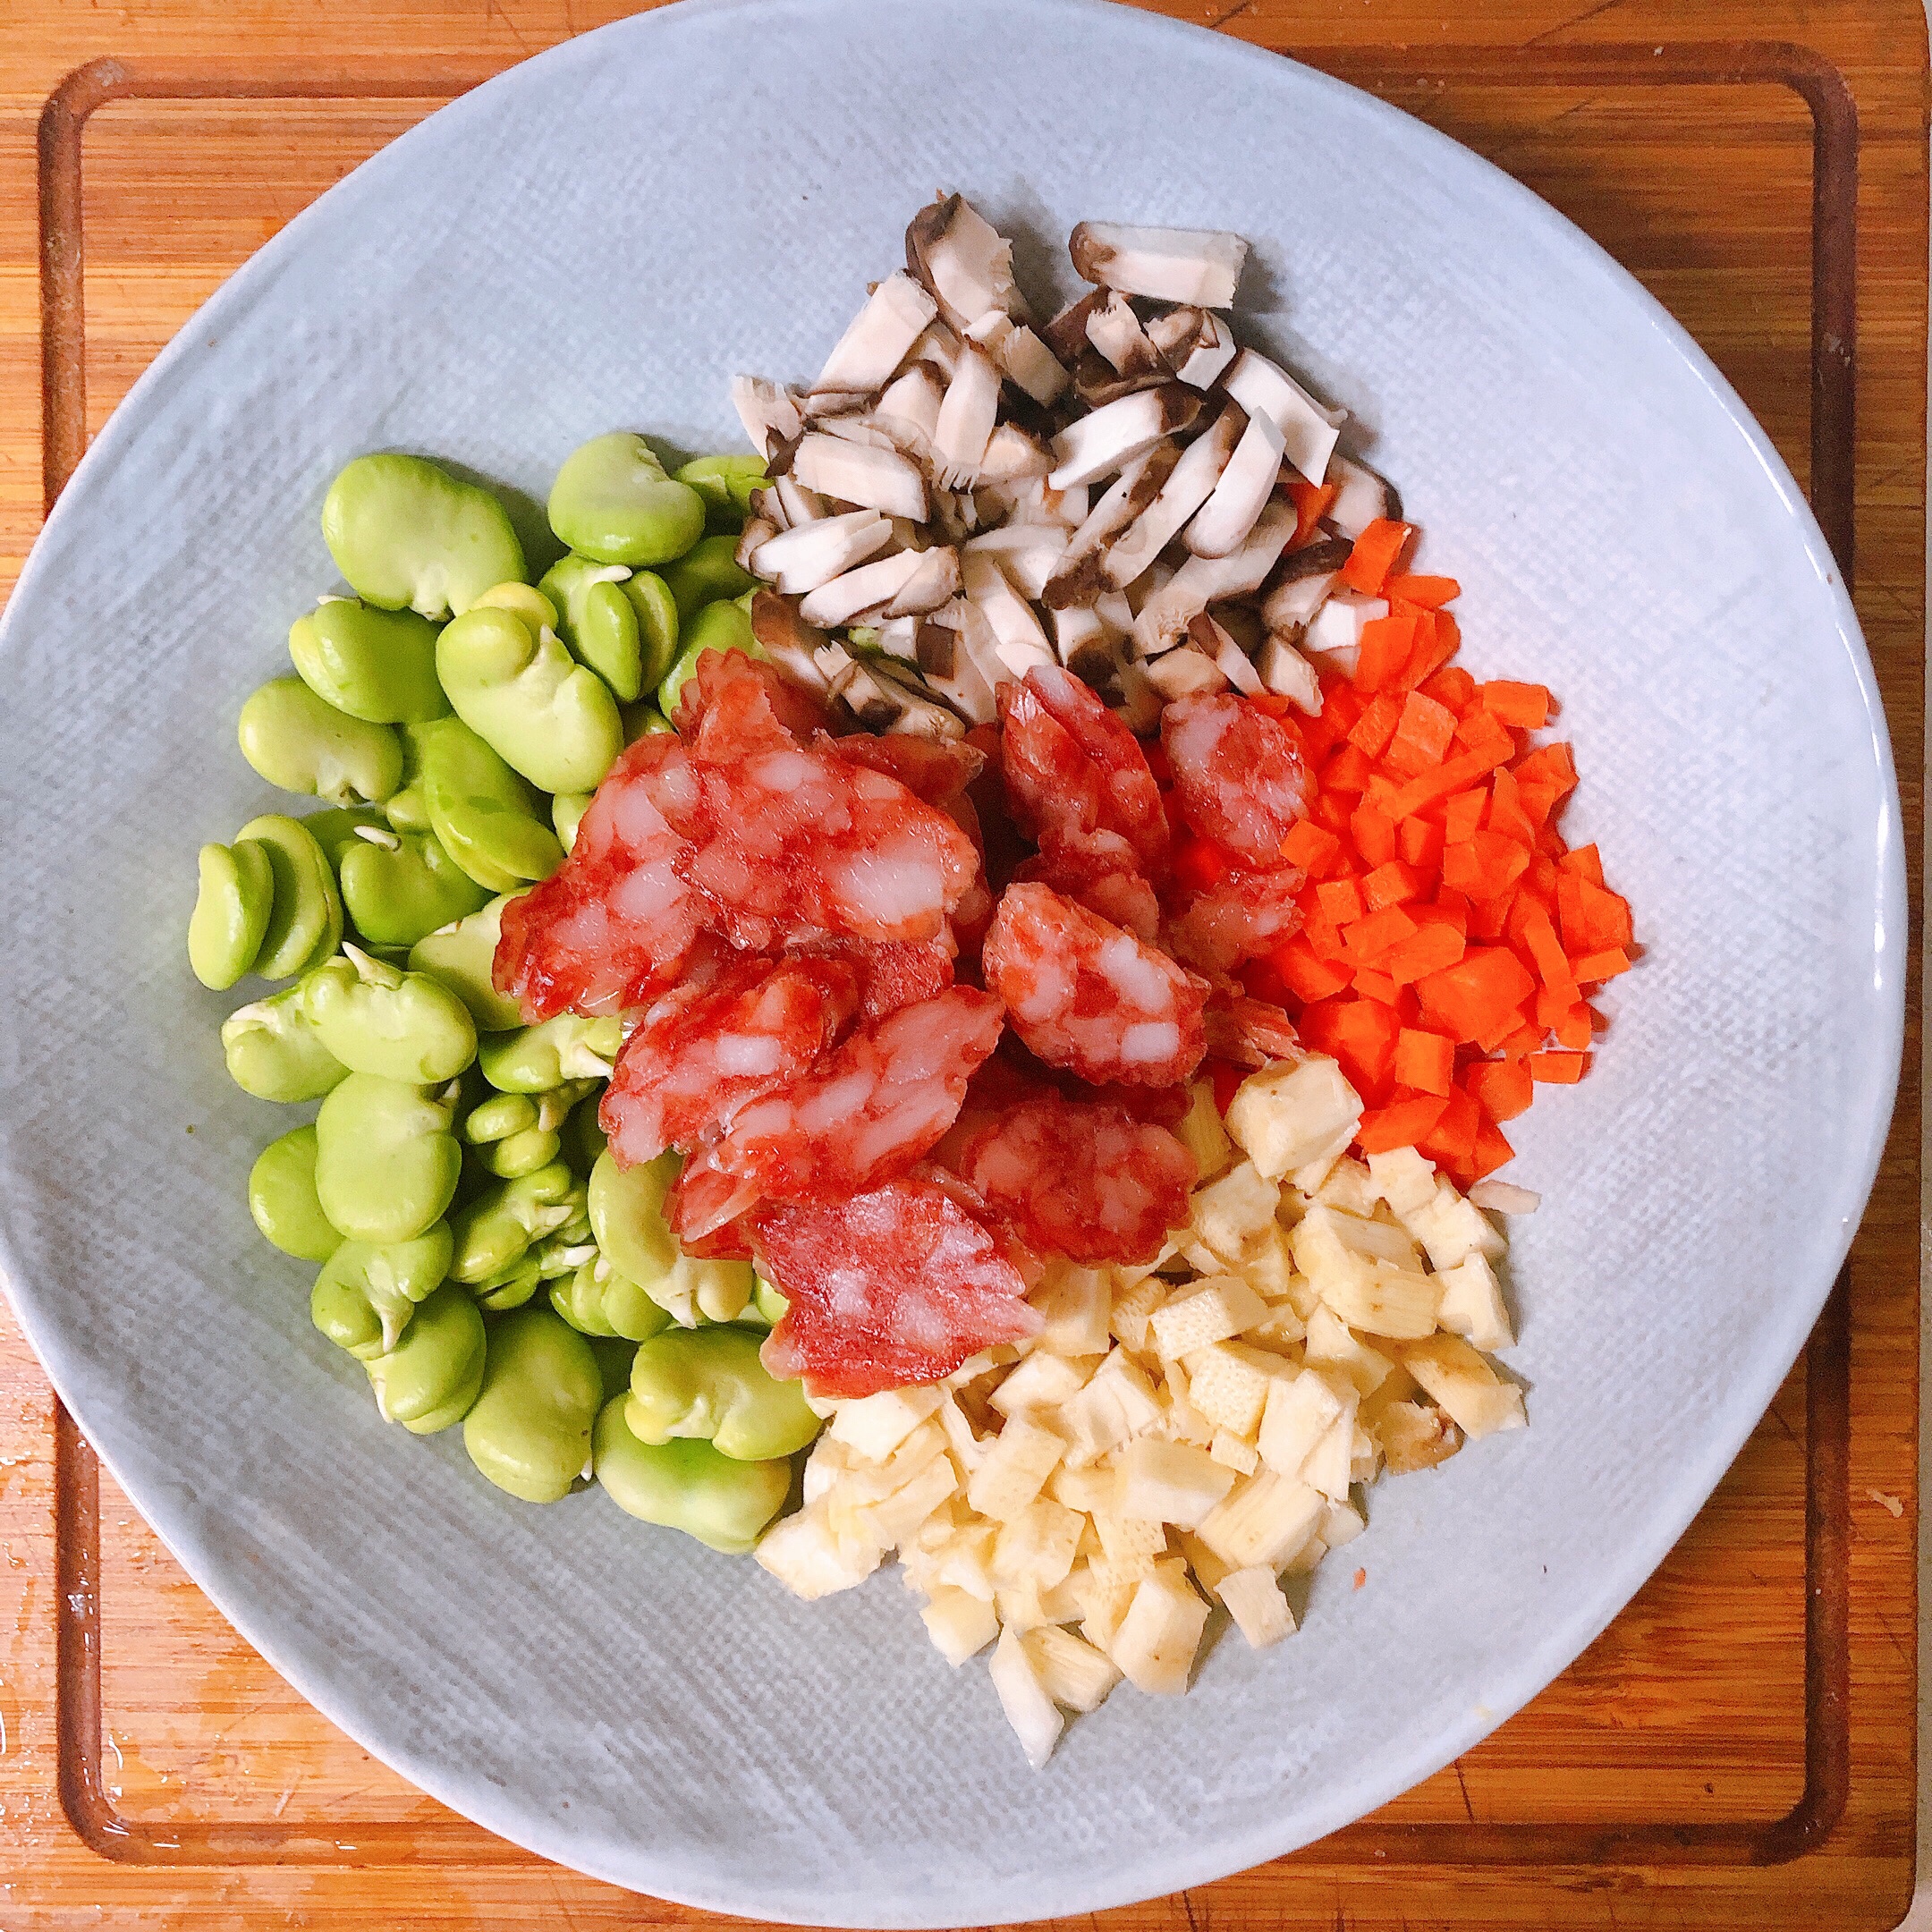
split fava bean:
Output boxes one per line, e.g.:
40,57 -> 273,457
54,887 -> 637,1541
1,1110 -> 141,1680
674,453 -> 768,530
551,791 -> 592,852
627,1326 -> 821,1462
314,1072 -> 462,1245
416,716 -> 564,894
618,571 -> 682,693
222,980 -> 349,1103
365,1280 -> 486,1434
339,827 -> 490,948
660,534 -> 758,623
239,678 -> 402,805
302,805 -> 391,868
407,894 -> 526,1033
289,599 -> 450,724
479,1126 -> 561,1179
189,839 -> 276,989
311,1222 -> 454,1360
384,724 -> 436,835
302,946 -> 479,1085
462,1091 -> 537,1144
547,432 -> 707,569
238,813 -> 344,980
592,1397 -> 790,1554
478,1015 -> 623,1093
474,1250 -> 543,1312
322,453 -> 526,620
435,603 -> 623,796
540,555 -> 645,703
247,1125 -> 342,1262
587,1149 -> 754,1326
449,1160 -> 579,1285
656,598 -> 763,722
550,1254 -> 674,1343
462,1307 -> 602,1504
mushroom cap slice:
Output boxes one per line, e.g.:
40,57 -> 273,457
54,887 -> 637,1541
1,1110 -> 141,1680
1046,384 -> 1202,491
1142,642 -> 1231,700
730,376 -> 803,461
791,433 -> 930,522
1188,611 -> 1265,695
1222,348 -> 1343,487
1104,403 -> 1245,588
1257,632 -> 1323,713
930,345 -> 1003,488
812,270 -> 938,395
906,193 -> 1023,332
750,508 -> 894,595
1146,307 -> 1237,389
1132,501 -> 1296,656
1086,292 -> 1173,382
1068,221 -> 1250,309
961,547 -> 1054,675
798,547 -> 932,628
1183,407 -> 1286,559
1325,453 -> 1403,538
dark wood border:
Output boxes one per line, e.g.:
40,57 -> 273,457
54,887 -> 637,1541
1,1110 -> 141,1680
37,41 -> 1861,1872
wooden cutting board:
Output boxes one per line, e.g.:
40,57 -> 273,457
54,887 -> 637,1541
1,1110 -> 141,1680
0,1 -> 1922,1925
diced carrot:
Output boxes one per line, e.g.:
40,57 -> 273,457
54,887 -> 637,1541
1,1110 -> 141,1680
1554,1002 -> 1594,1050
1385,741 -> 1514,821
1511,897 -> 1580,1004
1362,860 -> 1425,910
1284,474 -> 1338,547
1239,953 -> 1290,1006
1272,936 -> 1353,1003
1443,789 -> 1486,843
1398,814 -> 1445,871
1487,768 -> 1538,848
1414,945 -> 1537,1043
1515,779 -> 1563,827
1394,1027 -> 1455,1096
1463,1057 -> 1533,1123
1351,801 -> 1398,868
1208,1057 -> 1247,1114
1358,1093 -> 1451,1155
1559,843 -> 1605,886
1249,691 -> 1292,721
1440,831 -> 1532,902
1529,1051 -> 1591,1084
1514,742 -> 1579,797
1433,886 -> 1470,932
1347,903 -> 1420,965
1301,901 -> 1350,964
1559,877 -> 1633,953
1341,518 -> 1414,596
1479,680 -> 1551,728
1384,691 -> 1458,777
1467,1115 -> 1516,1182
1383,572 -> 1461,609
1318,876 -> 1366,926
1282,819 -> 1342,873
1353,613 -> 1419,693
1420,665 -> 1477,715
1173,833 -> 1231,893
1491,1017 -> 1546,1059
1313,792 -> 1353,835
1453,707 -> 1517,766
1352,966 -> 1404,1005
1467,891 -> 1517,942
1534,981 -> 1578,1033
1398,609 -> 1461,692
1572,946 -> 1632,982
1322,744 -> 1374,794
1348,691 -> 1405,758
1323,682 -> 1366,737
1385,919 -> 1466,987
1301,997 -> 1402,1103
1417,1086 -> 1480,1167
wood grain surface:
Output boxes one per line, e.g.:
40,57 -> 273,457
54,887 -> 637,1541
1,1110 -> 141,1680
0,1 -> 1922,1927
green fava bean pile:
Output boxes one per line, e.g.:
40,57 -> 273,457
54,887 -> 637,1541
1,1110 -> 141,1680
674,453 -> 768,529
407,894 -> 525,1031
657,597 -> 763,721
479,1015 -> 623,1091
289,599 -> 450,723
322,453 -> 526,620
593,1399 -> 791,1555
339,826 -> 490,948
660,534 -> 758,622
311,1223 -> 454,1359
365,1280 -> 486,1434
239,678 -> 402,805
436,601 -> 623,796
189,839 -> 276,989
449,1161 -> 579,1289
628,1326 -> 821,1462
247,1125 -> 342,1262
462,1308 -> 602,1503
539,556 -> 648,705
588,1150 -> 753,1326
314,1072 -> 461,1245
415,717 -> 564,894
303,945 -> 478,1084
237,813 -> 343,979
551,1254 -> 673,1343
222,980 -> 348,1103
547,432 -> 707,568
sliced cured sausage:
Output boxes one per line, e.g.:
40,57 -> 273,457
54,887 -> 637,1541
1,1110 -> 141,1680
674,644 -> 826,756
1161,691 -> 1311,869
1165,864 -> 1305,970
982,882 -> 1206,1088
1204,994 -> 1303,1068
1015,848 -> 1161,944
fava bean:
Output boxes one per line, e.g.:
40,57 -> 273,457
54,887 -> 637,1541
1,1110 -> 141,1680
535,1080 -> 597,1134
436,604 -> 623,796
753,1275 -> 790,1326
384,725 -> 436,835
592,1398 -> 789,1554
189,839 -> 275,989
416,717 -> 564,894
547,432 -> 707,568
247,1125 -> 342,1261
449,1160 -> 579,1286
587,1150 -> 754,1326
470,580 -> 558,631
478,1015 -> 623,1092
462,1308 -> 602,1504
551,791 -> 592,853
222,979 -> 349,1103
340,827 -> 490,948
239,678 -> 402,805
627,1326 -> 820,1462
462,1091 -> 537,1144
540,555 -> 644,703
310,1222 -> 454,1359
289,599 -> 450,724
660,534 -> 758,622
550,1254 -> 673,1343
302,805 -> 391,868
589,1335 -> 640,1403
475,1251 -> 543,1312
617,570 -> 682,693
364,1279 -> 486,1434
622,703 -> 676,746
560,1097 -> 608,1175
322,453 -> 526,620
479,1125 -> 561,1179
674,453 -> 768,530
237,813 -> 344,980
303,945 -> 479,1084
656,598 -> 764,721
314,1072 -> 462,1244
407,894 -> 526,1032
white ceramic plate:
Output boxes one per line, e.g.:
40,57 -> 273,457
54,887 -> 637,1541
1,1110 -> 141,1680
0,0 -> 1903,1921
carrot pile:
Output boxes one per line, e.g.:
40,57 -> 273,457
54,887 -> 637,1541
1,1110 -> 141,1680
1175,518 -> 1636,1190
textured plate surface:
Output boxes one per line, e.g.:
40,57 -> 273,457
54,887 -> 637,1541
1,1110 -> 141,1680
0,0 -> 1904,1922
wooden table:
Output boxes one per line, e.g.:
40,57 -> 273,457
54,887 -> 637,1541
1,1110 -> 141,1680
0,1 -> 1923,1925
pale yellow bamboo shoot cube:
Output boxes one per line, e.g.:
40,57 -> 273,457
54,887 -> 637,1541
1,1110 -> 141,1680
965,1415 -> 1065,1520
989,1624 -> 1063,1768
1400,1334 -> 1527,1439
1303,1304 -> 1394,1395
1110,1569 -> 1210,1695
1030,1263 -> 1114,1357
755,1500 -> 883,1599
1115,1436 -> 1236,1529
1217,1565 -> 1297,1648
991,1497 -> 1085,1590
1225,1055 -> 1362,1181
1196,1468 -> 1326,1570
921,1586 -> 998,1665
1209,1428 -> 1260,1475
1318,1260 -> 1441,1339
989,1349 -> 1090,1418
1258,1368 -> 1346,1478
826,1385 -> 944,1461
1191,1159 -> 1283,1261
1365,1145 -> 1437,1219
1436,1251 -> 1515,1352
1376,1399 -> 1464,1473
1024,1623 -> 1123,1712
1149,1275 -> 1267,1359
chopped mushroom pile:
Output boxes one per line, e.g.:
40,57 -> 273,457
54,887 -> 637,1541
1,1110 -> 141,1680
731,199 -> 1400,740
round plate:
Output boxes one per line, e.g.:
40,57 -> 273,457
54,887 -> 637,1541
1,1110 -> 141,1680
0,0 -> 1903,1921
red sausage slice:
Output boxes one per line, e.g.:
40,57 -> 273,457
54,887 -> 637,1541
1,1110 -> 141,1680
1161,691 -> 1311,869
